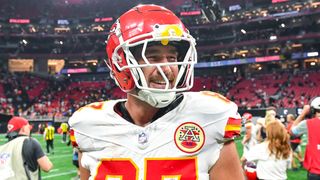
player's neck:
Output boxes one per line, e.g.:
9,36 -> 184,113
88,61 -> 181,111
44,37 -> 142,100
126,95 -> 159,127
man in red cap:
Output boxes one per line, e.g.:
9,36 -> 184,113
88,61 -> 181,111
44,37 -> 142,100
0,116 -> 53,179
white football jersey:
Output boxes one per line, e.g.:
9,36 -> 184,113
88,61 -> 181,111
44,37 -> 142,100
69,91 -> 241,180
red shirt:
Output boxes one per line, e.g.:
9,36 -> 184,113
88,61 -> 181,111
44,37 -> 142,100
304,118 -> 320,174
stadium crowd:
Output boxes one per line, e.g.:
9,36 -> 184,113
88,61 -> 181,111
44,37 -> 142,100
0,0 -> 319,179
1,67 -> 319,120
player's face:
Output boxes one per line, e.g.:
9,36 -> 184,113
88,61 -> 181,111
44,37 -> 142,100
138,45 -> 179,89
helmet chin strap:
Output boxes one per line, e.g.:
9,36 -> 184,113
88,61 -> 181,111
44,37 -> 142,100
130,90 -> 176,108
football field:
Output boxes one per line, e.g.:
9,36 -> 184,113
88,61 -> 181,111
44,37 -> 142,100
1,134 -> 307,180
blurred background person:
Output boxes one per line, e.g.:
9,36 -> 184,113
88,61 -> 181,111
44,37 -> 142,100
71,148 -> 80,180
60,122 -> 69,143
43,122 -> 55,154
37,123 -> 45,134
67,130 -> 80,180
0,116 -> 53,179
244,120 -> 292,180
291,97 -> 320,180
256,107 -> 277,143
241,112 -> 257,167
286,113 -> 303,171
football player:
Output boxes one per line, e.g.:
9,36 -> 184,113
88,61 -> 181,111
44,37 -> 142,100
240,113 -> 257,166
69,4 -> 244,180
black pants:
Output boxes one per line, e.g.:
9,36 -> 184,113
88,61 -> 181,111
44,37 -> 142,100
46,139 -> 54,153
308,172 -> 320,180
62,132 -> 67,142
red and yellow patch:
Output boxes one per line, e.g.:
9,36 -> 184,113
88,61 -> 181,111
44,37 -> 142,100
69,129 -> 78,148
174,122 -> 205,153
224,117 -> 241,138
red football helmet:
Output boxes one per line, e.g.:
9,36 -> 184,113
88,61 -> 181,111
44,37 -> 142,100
244,165 -> 258,180
242,112 -> 253,123
106,4 -> 197,107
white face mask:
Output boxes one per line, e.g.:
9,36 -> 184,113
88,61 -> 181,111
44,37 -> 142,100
109,24 -> 197,108
130,90 -> 176,108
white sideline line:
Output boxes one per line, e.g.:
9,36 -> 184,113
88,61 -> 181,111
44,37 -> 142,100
50,169 -> 59,172
42,170 -> 77,179
48,154 -> 72,159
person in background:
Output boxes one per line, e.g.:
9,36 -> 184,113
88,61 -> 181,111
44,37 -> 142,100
0,116 -> 53,179
69,4 -> 244,180
244,120 -> 292,180
240,112 -> 257,167
37,123 -> 45,134
43,122 -> 55,154
286,113 -> 303,171
291,97 -> 320,180
71,148 -> 80,180
256,107 -> 277,143
60,122 -> 69,143
68,130 -> 80,180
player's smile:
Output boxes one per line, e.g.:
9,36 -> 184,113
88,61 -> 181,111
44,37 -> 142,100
149,80 -> 172,89
149,74 -> 175,89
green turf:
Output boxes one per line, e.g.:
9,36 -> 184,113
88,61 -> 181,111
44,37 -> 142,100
0,134 -> 307,179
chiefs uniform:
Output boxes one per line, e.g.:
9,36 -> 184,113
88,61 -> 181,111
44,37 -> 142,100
69,91 -> 241,180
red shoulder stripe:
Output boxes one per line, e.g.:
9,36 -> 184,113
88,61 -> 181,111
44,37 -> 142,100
69,129 -> 78,148
224,117 -> 241,138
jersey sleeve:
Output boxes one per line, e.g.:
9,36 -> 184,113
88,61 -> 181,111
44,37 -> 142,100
68,101 -> 108,152
194,91 -> 241,143
200,91 -> 241,143
69,112 -> 95,152
221,108 -> 242,141
69,129 -> 79,148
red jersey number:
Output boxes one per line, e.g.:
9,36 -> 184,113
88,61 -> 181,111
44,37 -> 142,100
94,157 -> 198,180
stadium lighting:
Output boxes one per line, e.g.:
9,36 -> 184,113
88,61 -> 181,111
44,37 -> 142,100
21,39 -> 28,45
269,35 -> 277,41
307,52 -> 319,57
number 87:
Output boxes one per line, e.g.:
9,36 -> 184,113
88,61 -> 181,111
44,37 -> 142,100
94,157 -> 198,180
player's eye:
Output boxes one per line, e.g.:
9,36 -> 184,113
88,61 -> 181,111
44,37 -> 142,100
167,55 -> 178,62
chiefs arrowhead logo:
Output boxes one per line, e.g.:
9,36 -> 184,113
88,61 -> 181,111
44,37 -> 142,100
174,122 -> 205,153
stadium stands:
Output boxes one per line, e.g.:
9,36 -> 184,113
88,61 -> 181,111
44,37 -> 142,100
0,0 -> 319,119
